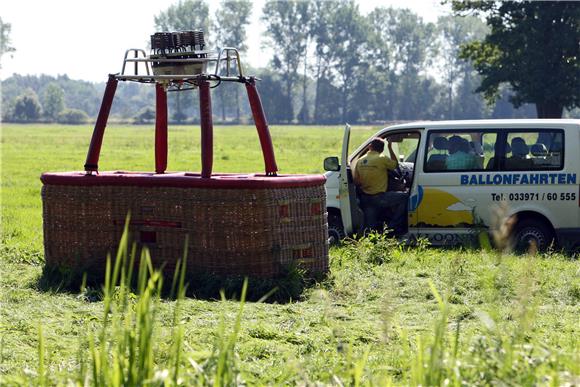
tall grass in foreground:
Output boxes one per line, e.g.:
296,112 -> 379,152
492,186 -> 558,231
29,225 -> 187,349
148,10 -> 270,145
27,225 -> 578,385
33,222 -> 247,386
340,231 -> 578,385
408,274 -> 577,386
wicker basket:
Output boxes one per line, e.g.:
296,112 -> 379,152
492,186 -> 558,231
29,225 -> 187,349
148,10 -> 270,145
41,172 -> 328,279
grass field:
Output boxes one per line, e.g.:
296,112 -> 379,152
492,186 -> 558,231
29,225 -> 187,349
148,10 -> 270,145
1,124 -> 579,385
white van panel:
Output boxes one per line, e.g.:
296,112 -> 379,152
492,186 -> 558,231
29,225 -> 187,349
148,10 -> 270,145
325,119 -> 580,249
412,121 -> 579,246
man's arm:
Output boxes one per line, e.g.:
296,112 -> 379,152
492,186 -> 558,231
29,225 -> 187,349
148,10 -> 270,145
353,159 -> 361,185
385,142 -> 399,170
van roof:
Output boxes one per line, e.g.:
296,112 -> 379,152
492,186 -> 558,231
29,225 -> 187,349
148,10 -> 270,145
385,119 -> 580,131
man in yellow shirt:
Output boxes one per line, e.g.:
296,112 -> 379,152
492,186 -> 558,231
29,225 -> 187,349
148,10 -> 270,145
354,137 -> 407,234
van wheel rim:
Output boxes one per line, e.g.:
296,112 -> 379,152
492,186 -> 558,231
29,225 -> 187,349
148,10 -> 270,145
519,228 -> 546,250
328,228 -> 341,245
328,224 -> 344,245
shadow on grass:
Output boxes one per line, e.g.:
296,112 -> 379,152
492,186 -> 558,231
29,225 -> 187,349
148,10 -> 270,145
35,261 -> 321,304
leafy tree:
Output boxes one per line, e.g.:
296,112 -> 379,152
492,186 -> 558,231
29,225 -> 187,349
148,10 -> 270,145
324,1 -> 369,123
154,0 -> 210,35
391,9 -> 436,119
214,1 -> 251,51
305,1 -> 369,123
453,65 -> 488,119
214,0 -> 252,122
42,83 -> 65,121
59,75 -> 101,116
418,77 -> 447,120
452,1 -> 580,118
11,89 -> 42,122
57,108 -> 89,124
1,74 -> 157,123
0,17 -> 15,68
309,1 -> 333,123
254,70 -> 293,123
262,1 -> 311,123
111,82 -> 155,120
491,87 -> 536,119
134,107 -> 156,124
366,7 -> 399,121
366,7 -> 436,120
314,76 -> 341,124
436,15 -> 488,119
172,99 -> 188,124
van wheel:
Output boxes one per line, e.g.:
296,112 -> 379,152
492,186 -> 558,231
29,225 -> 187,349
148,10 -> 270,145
513,219 -> 554,253
328,213 -> 345,245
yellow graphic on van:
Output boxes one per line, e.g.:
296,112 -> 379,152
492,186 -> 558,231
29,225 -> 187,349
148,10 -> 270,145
415,188 -> 474,228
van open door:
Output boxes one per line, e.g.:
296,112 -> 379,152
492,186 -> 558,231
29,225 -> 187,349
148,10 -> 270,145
339,124 -> 354,235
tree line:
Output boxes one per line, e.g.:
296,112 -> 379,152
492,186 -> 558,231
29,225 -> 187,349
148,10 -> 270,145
1,1 -> 578,124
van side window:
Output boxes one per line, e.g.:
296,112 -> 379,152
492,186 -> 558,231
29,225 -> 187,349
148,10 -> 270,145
502,131 -> 564,171
424,131 -> 497,172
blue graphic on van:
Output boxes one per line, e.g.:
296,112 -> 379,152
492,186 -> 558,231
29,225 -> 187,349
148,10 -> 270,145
409,185 -> 424,212
460,173 -> 576,186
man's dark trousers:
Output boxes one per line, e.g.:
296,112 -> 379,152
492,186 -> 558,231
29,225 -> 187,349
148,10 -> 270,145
360,191 -> 408,234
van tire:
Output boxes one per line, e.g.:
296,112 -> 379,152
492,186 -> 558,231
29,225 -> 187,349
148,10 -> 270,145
513,219 -> 554,253
328,213 -> 345,245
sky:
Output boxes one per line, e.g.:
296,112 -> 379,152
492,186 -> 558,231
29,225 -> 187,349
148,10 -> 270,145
0,0 -> 449,83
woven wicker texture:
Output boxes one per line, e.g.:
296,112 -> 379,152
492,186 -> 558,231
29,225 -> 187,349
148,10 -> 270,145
42,182 -> 328,279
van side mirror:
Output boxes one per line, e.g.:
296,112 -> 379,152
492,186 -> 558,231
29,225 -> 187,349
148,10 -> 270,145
324,156 -> 340,171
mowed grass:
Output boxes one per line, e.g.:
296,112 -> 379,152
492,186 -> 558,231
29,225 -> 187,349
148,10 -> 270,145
1,124 -> 579,385
1,123 -> 374,255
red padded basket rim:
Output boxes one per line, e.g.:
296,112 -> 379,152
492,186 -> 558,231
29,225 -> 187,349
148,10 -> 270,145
41,171 -> 326,189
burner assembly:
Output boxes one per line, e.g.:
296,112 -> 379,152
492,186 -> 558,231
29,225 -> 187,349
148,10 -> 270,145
149,30 -> 208,76
119,29 -> 241,89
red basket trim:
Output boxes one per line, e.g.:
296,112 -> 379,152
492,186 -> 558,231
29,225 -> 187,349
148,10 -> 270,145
41,171 -> 325,189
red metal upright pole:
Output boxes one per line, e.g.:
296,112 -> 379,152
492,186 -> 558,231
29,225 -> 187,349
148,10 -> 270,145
199,79 -> 213,178
245,78 -> 278,176
84,74 -> 118,173
155,83 -> 168,174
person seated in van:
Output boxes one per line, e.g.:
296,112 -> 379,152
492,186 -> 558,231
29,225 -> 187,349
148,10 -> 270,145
467,133 -> 485,168
466,133 -> 484,156
486,141 -> 510,170
530,143 -> 548,166
506,137 -> 533,170
426,136 -> 448,171
445,135 -> 477,170
354,137 -> 407,235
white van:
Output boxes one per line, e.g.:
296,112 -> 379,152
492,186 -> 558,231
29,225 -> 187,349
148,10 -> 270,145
324,119 -> 580,251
